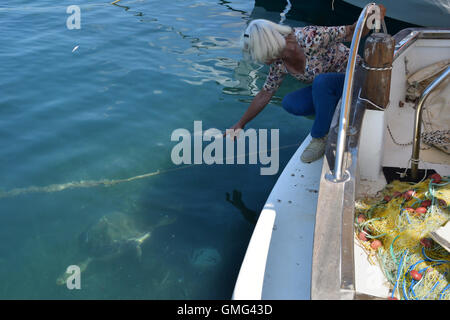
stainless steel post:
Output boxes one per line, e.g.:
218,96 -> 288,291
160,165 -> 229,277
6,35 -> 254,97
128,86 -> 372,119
411,66 -> 450,180
326,3 -> 375,182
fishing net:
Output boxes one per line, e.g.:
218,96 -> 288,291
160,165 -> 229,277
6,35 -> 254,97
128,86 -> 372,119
355,174 -> 450,300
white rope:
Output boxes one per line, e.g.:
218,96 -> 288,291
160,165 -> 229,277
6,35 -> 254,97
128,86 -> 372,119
381,19 -> 388,35
279,0 -> 292,24
361,62 -> 393,72
0,142 -> 301,199
357,89 -> 387,111
0,1 -> 143,12
398,158 -> 428,182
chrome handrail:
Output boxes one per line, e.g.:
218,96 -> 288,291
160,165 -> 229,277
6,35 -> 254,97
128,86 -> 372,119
394,29 -> 450,59
411,66 -> 450,180
326,3 -> 377,182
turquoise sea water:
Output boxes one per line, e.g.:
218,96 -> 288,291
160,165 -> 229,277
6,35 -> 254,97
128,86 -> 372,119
0,0 -> 314,299
0,0 -> 414,299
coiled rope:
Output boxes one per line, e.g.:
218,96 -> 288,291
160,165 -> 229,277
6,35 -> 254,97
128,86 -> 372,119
356,176 -> 450,300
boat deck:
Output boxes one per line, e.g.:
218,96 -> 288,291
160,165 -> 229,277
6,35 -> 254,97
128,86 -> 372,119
354,36 -> 450,298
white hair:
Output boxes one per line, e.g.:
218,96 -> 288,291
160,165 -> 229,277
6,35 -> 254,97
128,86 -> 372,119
241,19 -> 293,64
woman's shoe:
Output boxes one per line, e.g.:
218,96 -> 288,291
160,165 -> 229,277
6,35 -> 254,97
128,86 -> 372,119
301,135 -> 327,163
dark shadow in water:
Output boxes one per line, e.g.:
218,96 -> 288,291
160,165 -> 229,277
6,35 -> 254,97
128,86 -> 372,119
112,1 -> 145,17
226,189 -> 258,225
217,0 -> 251,17
112,2 -> 130,11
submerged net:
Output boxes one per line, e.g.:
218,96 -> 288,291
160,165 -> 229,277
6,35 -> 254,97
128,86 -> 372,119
355,174 -> 450,300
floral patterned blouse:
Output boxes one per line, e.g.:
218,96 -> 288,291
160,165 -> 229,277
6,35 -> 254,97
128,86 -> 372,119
262,25 -> 362,93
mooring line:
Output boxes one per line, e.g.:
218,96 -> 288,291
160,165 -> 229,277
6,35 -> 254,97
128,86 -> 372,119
0,1 -> 146,12
0,142 -> 301,199
279,0 -> 292,24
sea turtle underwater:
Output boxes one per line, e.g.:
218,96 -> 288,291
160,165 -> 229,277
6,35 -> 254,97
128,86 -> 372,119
56,211 -> 176,285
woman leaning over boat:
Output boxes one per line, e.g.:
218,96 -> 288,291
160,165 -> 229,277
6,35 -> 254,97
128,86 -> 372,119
227,6 -> 386,163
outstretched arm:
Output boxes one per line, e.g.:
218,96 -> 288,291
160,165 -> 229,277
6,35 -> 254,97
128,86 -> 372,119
226,61 -> 284,138
225,89 -> 273,139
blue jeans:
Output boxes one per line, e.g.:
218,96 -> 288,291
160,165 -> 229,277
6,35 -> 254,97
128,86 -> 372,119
282,73 -> 345,138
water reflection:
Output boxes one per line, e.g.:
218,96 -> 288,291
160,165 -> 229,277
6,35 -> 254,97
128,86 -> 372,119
0,0 -> 292,299
109,0 -> 259,96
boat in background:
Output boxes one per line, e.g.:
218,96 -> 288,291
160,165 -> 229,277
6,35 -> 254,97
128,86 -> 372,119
254,0 -> 449,29
343,0 -> 450,28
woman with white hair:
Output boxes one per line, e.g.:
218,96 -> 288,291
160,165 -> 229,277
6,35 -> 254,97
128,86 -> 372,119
227,7 -> 385,163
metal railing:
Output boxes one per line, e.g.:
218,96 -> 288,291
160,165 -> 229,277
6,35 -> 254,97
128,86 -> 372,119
326,3 -> 377,182
394,29 -> 450,59
411,66 -> 450,180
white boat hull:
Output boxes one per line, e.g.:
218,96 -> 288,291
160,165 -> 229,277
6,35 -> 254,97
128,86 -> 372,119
232,135 -> 322,299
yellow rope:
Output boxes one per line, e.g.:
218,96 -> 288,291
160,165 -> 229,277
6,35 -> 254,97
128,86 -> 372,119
355,178 -> 450,299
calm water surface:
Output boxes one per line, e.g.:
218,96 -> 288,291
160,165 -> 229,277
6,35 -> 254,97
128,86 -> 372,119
0,0 -> 314,299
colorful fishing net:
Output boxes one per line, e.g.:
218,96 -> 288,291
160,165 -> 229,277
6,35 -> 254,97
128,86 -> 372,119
355,174 -> 450,300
